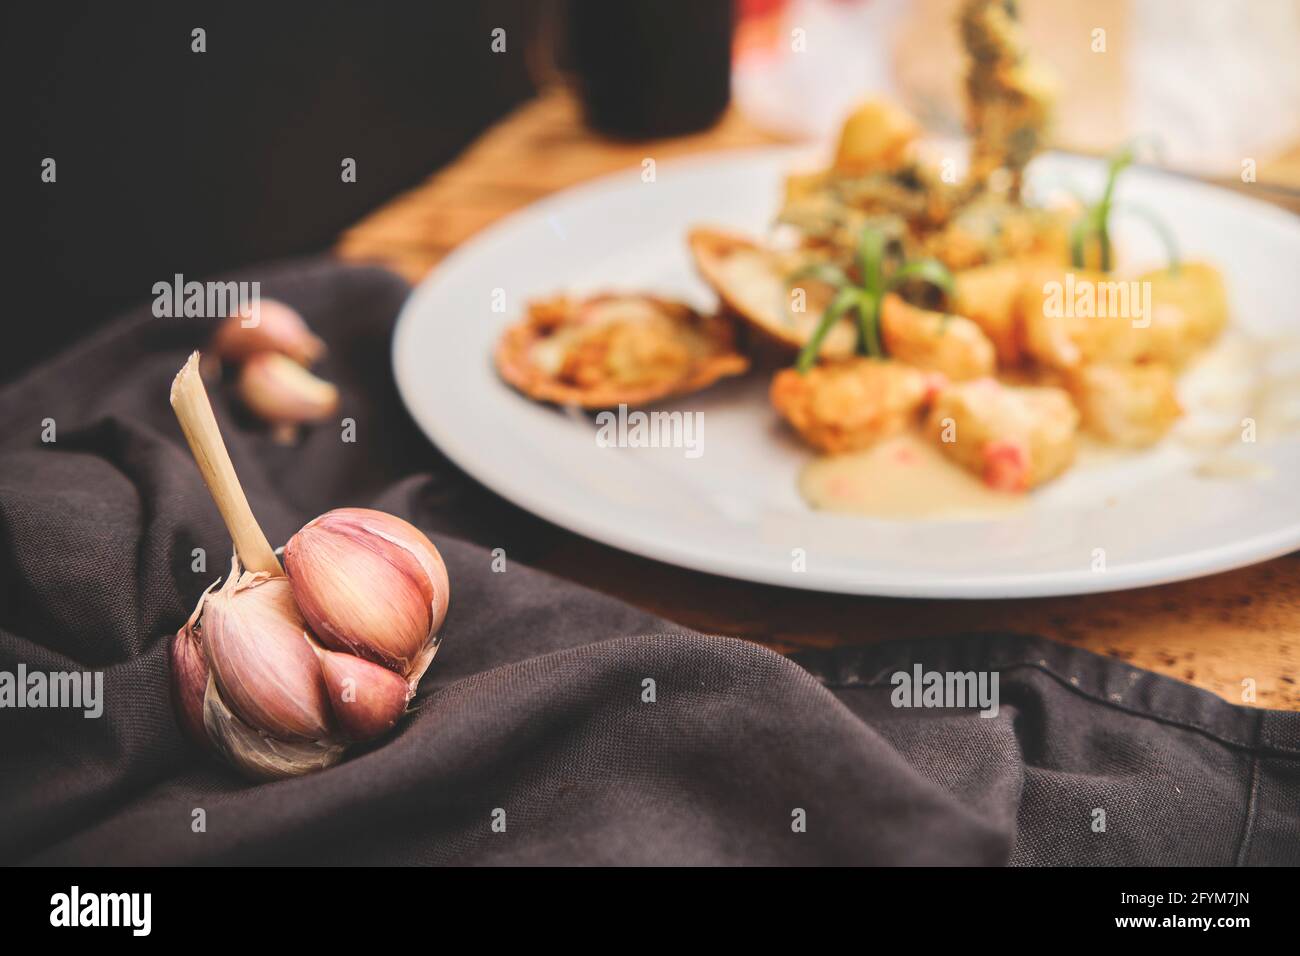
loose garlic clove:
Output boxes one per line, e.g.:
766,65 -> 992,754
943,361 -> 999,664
284,508 -> 450,679
200,566 -> 334,741
210,299 -> 326,367
315,646 -> 412,741
237,352 -> 339,427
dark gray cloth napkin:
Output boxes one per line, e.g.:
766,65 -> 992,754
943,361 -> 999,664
1,257 -> 1296,865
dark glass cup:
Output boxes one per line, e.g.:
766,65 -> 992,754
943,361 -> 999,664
565,0 -> 734,139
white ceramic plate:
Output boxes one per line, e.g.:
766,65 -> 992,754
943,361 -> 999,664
392,147 -> 1300,598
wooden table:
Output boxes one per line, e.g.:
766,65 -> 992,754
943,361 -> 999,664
339,90 -> 1300,711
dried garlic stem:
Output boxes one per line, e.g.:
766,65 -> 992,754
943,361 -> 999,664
170,351 -> 283,575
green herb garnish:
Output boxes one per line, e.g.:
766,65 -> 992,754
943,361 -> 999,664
1070,142 -> 1180,274
791,226 -> 954,373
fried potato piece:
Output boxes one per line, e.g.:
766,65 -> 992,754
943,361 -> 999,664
495,294 -> 748,408
770,358 -> 940,454
1066,363 -> 1181,447
925,378 -> 1078,491
880,293 -> 996,381
783,169 -> 830,208
832,99 -> 922,175
1137,263 -> 1229,366
688,227 -> 857,358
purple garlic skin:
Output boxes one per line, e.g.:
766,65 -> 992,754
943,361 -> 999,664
284,508 -> 450,684
170,622 -> 211,751
236,352 -> 339,429
315,646 -> 413,742
168,533 -> 448,780
200,573 -> 333,741
210,299 -> 326,367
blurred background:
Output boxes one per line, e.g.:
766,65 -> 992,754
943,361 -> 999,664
8,0 -> 1300,382
736,0 -> 1300,171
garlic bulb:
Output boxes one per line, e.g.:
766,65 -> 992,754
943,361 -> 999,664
237,352 -> 339,438
211,299 -> 326,367
170,557 -> 415,779
284,508 -> 450,683
167,354 -> 451,780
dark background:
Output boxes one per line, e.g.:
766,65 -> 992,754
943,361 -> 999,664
3,1 -> 538,382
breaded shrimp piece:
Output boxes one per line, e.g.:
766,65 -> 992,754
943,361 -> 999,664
1137,263 -> 1229,366
880,293 -> 996,381
771,358 -> 941,454
495,294 -> 748,408
1067,363 -> 1181,447
1019,268 -> 1148,369
925,378 -> 1078,491
951,260 -> 1031,365
1021,265 -> 1229,370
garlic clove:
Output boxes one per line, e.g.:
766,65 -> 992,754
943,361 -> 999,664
237,352 -> 340,427
284,508 -> 450,676
170,578 -> 221,750
170,623 -> 212,750
201,569 -> 334,740
285,526 -> 427,671
315,645 -> 412,741
326,508 -> 451,636
210,299 -> 326,367
202,675 -> 344,780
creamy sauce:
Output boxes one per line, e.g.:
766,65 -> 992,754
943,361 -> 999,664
1175,333 -> 1300,481
800,432 -> 1026,520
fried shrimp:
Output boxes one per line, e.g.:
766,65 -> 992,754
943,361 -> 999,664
1066,362 -> 1182,447
770,358 -> 942,454
1137,263 -> 1229,366
879,294 -> 996,381
925,378 -> 1078,491
1020,265 -> 1228,371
